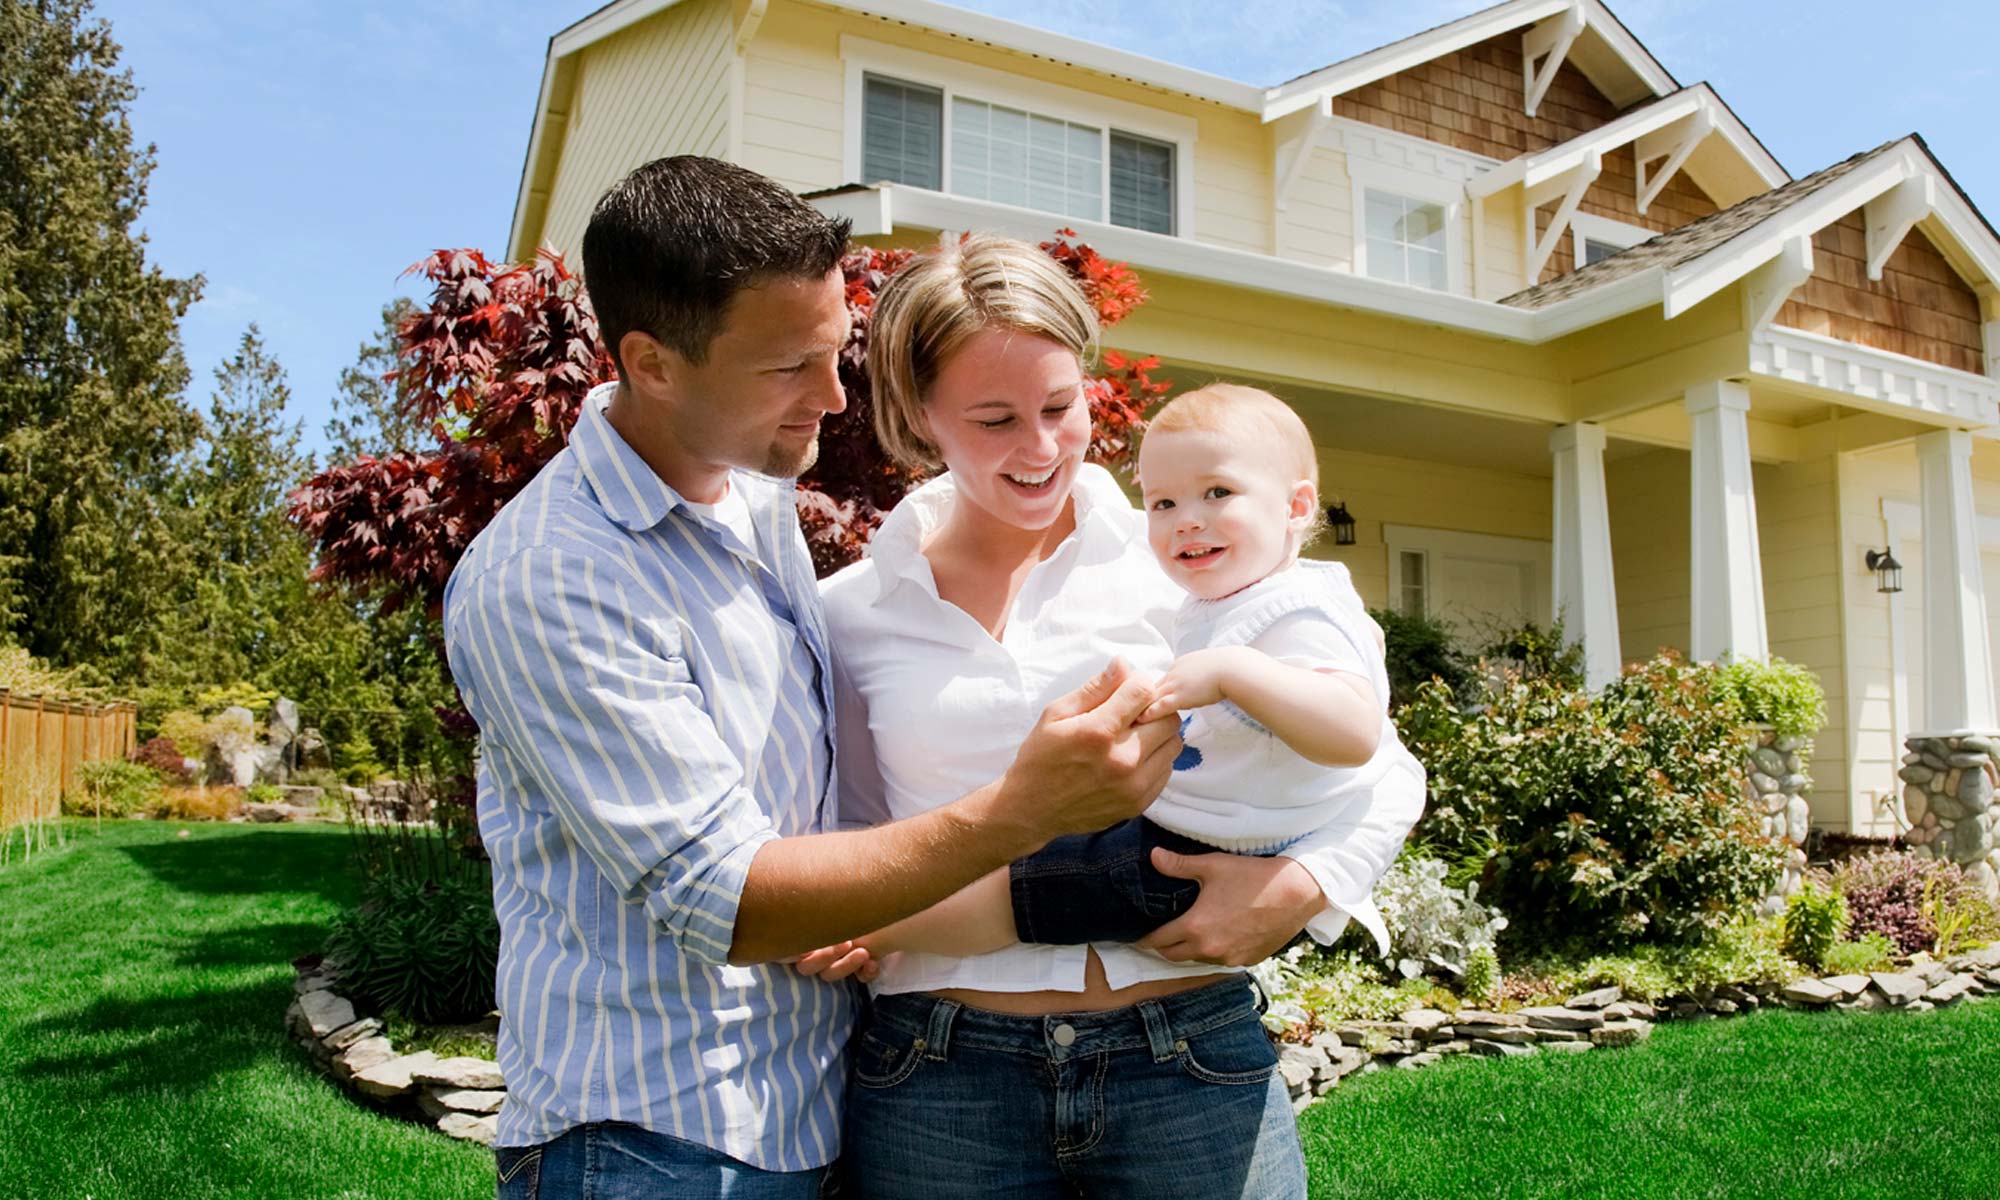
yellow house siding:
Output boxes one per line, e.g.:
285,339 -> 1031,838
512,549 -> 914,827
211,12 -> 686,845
736,1 -> 1275,250
1839,443 -> 1914,836
540,0 -> 734,257
1606,447 -> 1689,662
1754,451 -> 1849,825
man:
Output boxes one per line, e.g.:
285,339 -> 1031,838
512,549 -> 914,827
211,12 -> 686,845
444,156 -> 1335,1197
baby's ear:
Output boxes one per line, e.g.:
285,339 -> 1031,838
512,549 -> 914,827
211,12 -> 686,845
1288,480 -> 1318,527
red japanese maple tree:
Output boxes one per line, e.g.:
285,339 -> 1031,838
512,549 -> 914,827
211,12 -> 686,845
289,233 -> 1166,609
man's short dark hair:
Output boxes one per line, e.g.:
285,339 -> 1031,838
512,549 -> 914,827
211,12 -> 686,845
582,156 -> 851,372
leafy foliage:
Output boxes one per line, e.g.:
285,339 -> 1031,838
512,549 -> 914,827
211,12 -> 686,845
129,736 -> 191,782
68,760 -> 164,817
1368,606 -> 1473,710
0,0 -> 202,675
1398,651 -> 1784,953
1501,912 -> 1799,1005
1479,618 -> 1584,689
1831,850 -> 1999,955
324,873 -> 499,1025
1781,880 -> 1849,971
1714,656 -> 1827,742
1820,932 -> 1897,976
1367,852 -> 1509,985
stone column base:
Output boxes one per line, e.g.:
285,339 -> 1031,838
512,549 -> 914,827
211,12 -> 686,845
1900,732 -> 2000,897
1744,727 -> 1811,914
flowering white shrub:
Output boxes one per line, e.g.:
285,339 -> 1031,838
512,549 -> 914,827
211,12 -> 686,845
1375,854 -> 1508,983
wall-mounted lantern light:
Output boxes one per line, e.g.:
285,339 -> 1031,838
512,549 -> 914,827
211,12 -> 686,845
1325,499 -> 1356,546
1865,548 -> 1903,594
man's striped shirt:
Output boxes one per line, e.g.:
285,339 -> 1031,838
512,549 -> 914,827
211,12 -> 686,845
443,383 -> 853,1169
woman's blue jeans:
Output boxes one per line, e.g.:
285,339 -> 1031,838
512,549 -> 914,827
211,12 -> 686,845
841,974 -> 1307,1199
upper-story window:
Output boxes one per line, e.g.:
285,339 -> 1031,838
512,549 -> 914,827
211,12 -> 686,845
1363,190 -> 1449,290
846,37 -> 1191,238
1570,213 -> 1655,272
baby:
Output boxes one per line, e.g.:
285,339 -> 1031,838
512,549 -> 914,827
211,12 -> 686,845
847,382 -> 1424,961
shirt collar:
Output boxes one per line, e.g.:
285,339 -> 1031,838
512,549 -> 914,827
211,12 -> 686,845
570,381 -> 786,535
863,462 -> 1139,603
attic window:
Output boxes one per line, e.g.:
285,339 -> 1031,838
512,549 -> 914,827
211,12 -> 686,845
1363,190 -> 1449,291
1569,213 -> 1654,273
1583,239 -> 1622,266
858,70 -> 1181,235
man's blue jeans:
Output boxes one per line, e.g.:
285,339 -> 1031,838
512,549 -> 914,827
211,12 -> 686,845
842,974 -> 1307,1199
494,1122 -> 835,1199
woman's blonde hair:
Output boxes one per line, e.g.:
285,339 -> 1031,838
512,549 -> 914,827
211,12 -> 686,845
867,233 -> 1100,471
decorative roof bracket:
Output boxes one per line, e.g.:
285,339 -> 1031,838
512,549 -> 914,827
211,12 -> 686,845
1523,149 -> 1602,282
1273,96 -> 1334,212
1982,291 -> 1999,379
1522,2 -> 1586,117
735,0 -> 767,51
1634,107 -> 1714,214
1865,172 -> 1935,281
1740,234 -> 1815,331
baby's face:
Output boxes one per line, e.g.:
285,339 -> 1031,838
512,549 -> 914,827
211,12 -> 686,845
1137,426 -> 1310,601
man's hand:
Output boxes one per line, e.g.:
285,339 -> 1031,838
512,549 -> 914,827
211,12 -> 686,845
1138,646 -> 1257,723
1137,848 -> 1329,966
788,940 -> 882,983
991,658 -> 1182,844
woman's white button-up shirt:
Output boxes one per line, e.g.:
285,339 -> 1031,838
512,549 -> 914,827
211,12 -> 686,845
820,464 -> 1420,995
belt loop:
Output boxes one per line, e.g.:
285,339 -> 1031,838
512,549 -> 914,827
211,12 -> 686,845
922,997 -> 960,1061
1138,999 -> 1178,1062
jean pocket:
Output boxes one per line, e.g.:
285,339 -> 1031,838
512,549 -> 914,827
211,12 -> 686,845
1176,1019 -> 1278,1086
494,1145 -> 542,1200
850,1026 -> 926,1090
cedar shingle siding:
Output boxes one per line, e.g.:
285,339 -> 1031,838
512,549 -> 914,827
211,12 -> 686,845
1329,32 -> 1719,284
1777,218 -> 1984,375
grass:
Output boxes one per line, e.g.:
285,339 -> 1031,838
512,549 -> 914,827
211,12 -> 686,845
7,821 -> 1998,1199
1299,1000 -> 2000,1199
0,820 -> 490,1200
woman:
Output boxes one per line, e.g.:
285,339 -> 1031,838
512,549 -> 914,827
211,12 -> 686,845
818,234 -> 1417,1198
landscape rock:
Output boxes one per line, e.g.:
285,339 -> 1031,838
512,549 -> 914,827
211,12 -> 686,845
323,1016 -> 384,1052
1453,1025 -> 1538,1044
1399,1008 -> 1451,1035
436,1113 -> 499,1145
1590,1022 -> 1653,1047
1869,973 -> 1929,1005
334,1036 -> 399,1081
1780,978 -> 1842,1006
297,989 -> 357,1038
1925,975 -> 1976,1005
411,1056 -> 507,1092
1453,1009 -> 1527,1027
1395,1052 -> 1442,1070
1519,1006 -> 1605,1031
1277,1046 -> 1321,1090
353,1050 -> 442,1100
1469,1039 -> 1536,1058
1820,975 -> 1871,1000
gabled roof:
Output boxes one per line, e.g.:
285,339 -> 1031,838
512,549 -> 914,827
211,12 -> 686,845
1501,135 -> 2000,322
1264,0 -> 1676,121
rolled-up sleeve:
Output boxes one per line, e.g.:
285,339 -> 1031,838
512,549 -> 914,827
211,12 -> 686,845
1280,763 -> 1426,954
445,544 -> 776,965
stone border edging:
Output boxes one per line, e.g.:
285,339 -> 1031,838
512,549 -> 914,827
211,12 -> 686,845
284,956 -> 506,1145
1278,945 -> 2000,1113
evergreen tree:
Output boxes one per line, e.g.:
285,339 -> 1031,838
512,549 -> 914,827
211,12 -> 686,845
0,0 -> 202,675
324,298 -> 430,463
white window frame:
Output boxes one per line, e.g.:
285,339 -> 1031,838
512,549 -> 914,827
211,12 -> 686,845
1570,212 -> 1655,271
1381,524 -> 1554,627
1347,157 -> 1467,296
840,35 -> 1197,239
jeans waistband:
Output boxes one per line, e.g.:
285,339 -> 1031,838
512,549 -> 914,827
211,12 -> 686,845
866,974 -> 1260,1064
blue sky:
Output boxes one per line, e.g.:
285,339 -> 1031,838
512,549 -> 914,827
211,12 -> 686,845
98,0 -> 1998,457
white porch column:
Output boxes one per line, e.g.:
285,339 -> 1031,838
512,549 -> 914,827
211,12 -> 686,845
1550,422 -> 1622,688
1915,428 -> 1996,730
1686,380 -> 1768,661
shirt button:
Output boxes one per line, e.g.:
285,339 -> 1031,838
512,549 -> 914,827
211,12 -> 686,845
1052,1023 -> 1077,1047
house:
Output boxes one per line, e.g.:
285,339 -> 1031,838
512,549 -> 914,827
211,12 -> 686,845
505,0 -> 2000,875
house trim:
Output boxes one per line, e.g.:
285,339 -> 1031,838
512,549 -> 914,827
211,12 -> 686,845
1750,326 -> 2000,428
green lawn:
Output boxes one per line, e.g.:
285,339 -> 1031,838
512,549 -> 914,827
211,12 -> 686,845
6,822 -> 1998,1200
0,821 -> 491,1200
1299,994 -> 2000,1199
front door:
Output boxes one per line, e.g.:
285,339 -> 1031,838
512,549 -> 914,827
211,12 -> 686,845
1382,524 -> 1553,646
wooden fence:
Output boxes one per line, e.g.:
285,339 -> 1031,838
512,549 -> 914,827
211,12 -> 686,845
0,689 -> 139,828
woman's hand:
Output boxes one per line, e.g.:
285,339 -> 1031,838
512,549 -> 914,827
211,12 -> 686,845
1137,647 -> 1255,723
786,940 -> 884,983
1136,848 -> 1328,966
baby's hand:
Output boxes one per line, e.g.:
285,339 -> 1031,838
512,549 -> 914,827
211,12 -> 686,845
786,940 -> 881,983
1138,647 -> 1252,722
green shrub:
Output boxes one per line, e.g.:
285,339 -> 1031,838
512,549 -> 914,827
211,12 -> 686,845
245,783 -> 282,805
67,761 -> 165,818
1781,881 -> 1849,970
156,710 -> 219,761
1714,656 -> 1827,742
1479,618 -> 1584,689
1833,850 -> 2000,955
196,682 -> 278,715
1370,606 -> 1472,709
1821,933 -> 1897,976
1398,650 -> 1784,954
1504,912 -> 1799,1004
1459,946 -> 1499,1005
324,872 -> 498,1025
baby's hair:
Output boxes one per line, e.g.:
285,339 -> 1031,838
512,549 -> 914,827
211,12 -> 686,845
1145,383 -> 1327,546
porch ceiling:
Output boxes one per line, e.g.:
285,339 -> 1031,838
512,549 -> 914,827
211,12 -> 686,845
1155,363 -> 1650,480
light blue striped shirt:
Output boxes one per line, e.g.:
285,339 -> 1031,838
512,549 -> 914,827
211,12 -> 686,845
443,383 -> 853,1169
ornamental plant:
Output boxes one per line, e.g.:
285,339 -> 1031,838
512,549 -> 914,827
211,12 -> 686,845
1831,849 -> 1999,955
1714,656 -> 1827,741
1781,879 -> 1849,970
1397,650 -> 1785,954
1371,852 -> 1509,984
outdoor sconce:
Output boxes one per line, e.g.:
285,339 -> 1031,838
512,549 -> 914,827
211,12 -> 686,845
1325,499 -> 1356,546
1865,548 -> 1903,594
